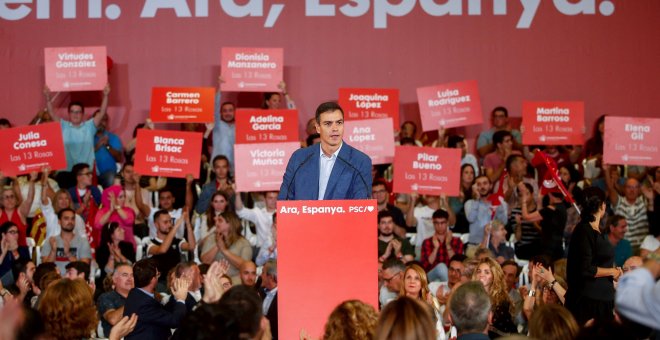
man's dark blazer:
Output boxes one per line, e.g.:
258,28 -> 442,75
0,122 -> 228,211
263,292 -> 278,340
278,142 -> 372,200
123,288 -> 187,340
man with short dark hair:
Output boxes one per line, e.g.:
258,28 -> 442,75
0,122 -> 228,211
64,261 -> 90,281
98,263 -> 134,336
448,281 -> 493,340
372,180 -> 407,237
484,130 -> 522,183
279,102 -> 372,200
8,257 -> 36,305
476,106 -> 522,158
429,254 -> 467,309
420,209 -> 464,282
124,258 -> 189,340
68,163 -> 102,223
93,110 -> 123,188
195,155 -> 233,214
377,211 -> 414,264
165,262 -> 202,312
607,214 -> 632,266
136,178 -> 194,239
210,76 -> 236,171
41,208 -> 91,274
465,176 -> 509,246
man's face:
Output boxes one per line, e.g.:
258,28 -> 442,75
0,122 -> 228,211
378,217 -> 394,236
122,165 -> 135,184
184,266 -> 202,291
498,136 -> 513,151
155,214 -> 173,234
221,103 -> 235,123
113,266 -> 134,293
502,264 -> 518,289
240,262 -> 257,287
65,268 -> 83,280
610,219 -> 628,241
315,110 -> 344,151
25,261 -> 36,282
97,114 -> 109,132
511,157 -> 527,176
491,109 -> 508,129
213,159 -> 229,180
77,167 -> 93,187
447,260 -> 465,287
159,191 -> 175,210
433,218 -> 448,235
400,123 -> 415,138
59,211 -> 76,232
69,104 -> 84,125
624,179 -> 640,201
475,177 -> 492,197
265,192 -> 278,210
382,268 -> 402,292
372,184 -> 389,205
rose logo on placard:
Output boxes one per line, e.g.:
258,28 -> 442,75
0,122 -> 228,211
255,181 -> 261,188
167,114 -> 175,120
540,135 -> 546,142
151,165 -> 159,173
238,81 -> 245,89
411,183 -> 418,191
18,164 -> 26,171
367,206 -> 374,212
63,82 -> 70,88
622,154 -> 629,162
439,119 -> 446,127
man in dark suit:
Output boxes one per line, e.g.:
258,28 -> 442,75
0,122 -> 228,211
124,258 -> 189,340
279,102 -> 372,200
260,260 -> 278,340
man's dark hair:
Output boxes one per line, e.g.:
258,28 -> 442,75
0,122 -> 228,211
377,210 -> 394,223
315,102 -> 344,123
133,258 -> 158,288
449,254 -> 468,265
606,214 -> 626,232
372,179 -> 389,190
68,101 -> 85,113
491,106 -> 508,118
57,208 -> 75,221
382,258 -> 405,273
492,130 -> 512,146
305,133 -> 320,147
153,209 -> 170,223
447,135 -> 465,149
33,262 -> 58,291
65,261 -> 91,281
212,155 -> 230,167
432,209 -> 449,221
0,118 -> 11,127
501,260 -> 521,277
11,258 -> 32,282
71,163 -> 90,177
449,281 -> 491,334
505,154 -> 525,172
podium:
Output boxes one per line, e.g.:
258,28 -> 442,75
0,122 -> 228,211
277,199 -> 378,339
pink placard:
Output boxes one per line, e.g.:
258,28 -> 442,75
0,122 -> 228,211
220,47 -> 283,92
392,146 -> 461,196
278,199 -> 377,340
338,88 -> 400,129
235,109 -> 299,144
603,116 -> 660,166
44,46 -> 107,92
344,118 -> 395,165
234,142 -> 300,191
522,101 -> 585,145
0,122 -> 67,176
416,80 -> 483,131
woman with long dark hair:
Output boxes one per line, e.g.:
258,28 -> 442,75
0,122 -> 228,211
96,222 -> 136,286
565,188 -> 622,325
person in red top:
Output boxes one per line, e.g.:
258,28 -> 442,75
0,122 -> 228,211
420,209 -> 463,282
0,172 -> 37,247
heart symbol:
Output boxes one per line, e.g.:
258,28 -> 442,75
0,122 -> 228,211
367,206 -> 374,212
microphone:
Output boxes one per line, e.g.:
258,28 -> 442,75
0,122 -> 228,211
284,152 -> 314,200
336,155 -> 371,199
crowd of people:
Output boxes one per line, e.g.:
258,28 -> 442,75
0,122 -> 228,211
0,79 -> 659,340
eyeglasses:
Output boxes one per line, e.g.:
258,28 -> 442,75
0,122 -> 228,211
78,172 -> 92,177
5,230 -> 19,235
382,272 -> 400,283
372,189 -> 388,195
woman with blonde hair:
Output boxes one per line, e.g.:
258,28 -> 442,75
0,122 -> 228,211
38,278 -> 98,339
200,211 -> 252,283
376,296 -> 436,340
472,257 -> 517,336
322,300 -> 378,340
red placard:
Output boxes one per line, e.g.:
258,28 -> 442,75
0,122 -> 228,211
392,146 -> 461,196
344,118 -> 395,165
603,116 -> 660,166
521,101 -> 585,145
338,88 -> 400,129
0,122 -> 66,176
150,87 -> 215,123
416,80 -> 483,131
235,109 -> 299,144
44,46 -> 107,92
234,142 -> 300,192
220,47 -> 283,92
134,129 -> 202,179
278,199 -> 378,340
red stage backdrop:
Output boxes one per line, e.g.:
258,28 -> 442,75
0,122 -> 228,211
1,1 -> 659,149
